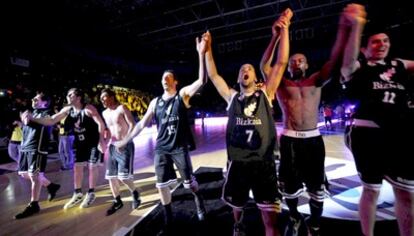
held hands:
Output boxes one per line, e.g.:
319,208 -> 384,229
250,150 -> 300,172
341,3 -> 367,26
201,30 -> 212,52
282,8 -> 293,20
272,8 -> 292,35
196,32 -> 208,54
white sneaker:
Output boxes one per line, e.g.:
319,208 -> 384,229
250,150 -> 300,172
80,192 -> 96,208
64,192 -> 83,209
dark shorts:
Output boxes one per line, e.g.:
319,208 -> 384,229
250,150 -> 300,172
346,126 -> 414,192
74,146 -> 103,166
154,150 -> 194,188
18,151 -> 48,176
222,160 -> 282,212
105,142 -> 134,180
278,135 -> 329,201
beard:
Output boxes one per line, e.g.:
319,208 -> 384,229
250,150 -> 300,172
290,69 -> 304,80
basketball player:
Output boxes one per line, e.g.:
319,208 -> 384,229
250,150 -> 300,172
113,36 -> 207,232
204,8 -> 291,236
100,88 -> 141,215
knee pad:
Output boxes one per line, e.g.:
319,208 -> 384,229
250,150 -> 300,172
158,186 -> 172,205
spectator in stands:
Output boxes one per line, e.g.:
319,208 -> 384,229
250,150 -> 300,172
8,120 -> 23,166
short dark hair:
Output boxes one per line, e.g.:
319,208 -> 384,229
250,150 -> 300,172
163,69 -> 179,82
100,88 -> 118,103
37,91 -> 51,108
68,88 -> 85,104
101,88 -> 116,98
361,22 -> 389,47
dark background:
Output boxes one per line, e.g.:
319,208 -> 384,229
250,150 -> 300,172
2,0 -> 413,117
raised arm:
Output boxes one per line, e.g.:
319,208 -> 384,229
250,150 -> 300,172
113,98 -> 156,148
264,8 -> 292,99
179,35 -> 208,107
204,31 -> 235,104
260,8 -> 292,80
310,4 -> 365,86
340,3 -> 367,82
260,28 -> 280,80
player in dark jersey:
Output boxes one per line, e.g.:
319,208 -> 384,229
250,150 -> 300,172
261,4 -> 358,236
29,88 -> 107,210
15,91 -> 60,219
341,6 -> 414,236
204,9 -> 291,235
113,36 -> 207,231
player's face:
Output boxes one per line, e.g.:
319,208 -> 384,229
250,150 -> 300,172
100,93 -> 112,108
366,33 -> 390,61
31,95 -> 47,109
66,90 -> 78,105
161,72 -> 177,91
238,64 -> 256,88
288,53 -> 308,79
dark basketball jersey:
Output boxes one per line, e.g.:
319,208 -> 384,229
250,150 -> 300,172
226,90 -> 277,162
343,59 -> 410,128
21,109 -> 51,153
66,106 -> 100,148
154,94 -> 195,153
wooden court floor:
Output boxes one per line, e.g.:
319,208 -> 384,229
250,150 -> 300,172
0,118 -> 354,236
